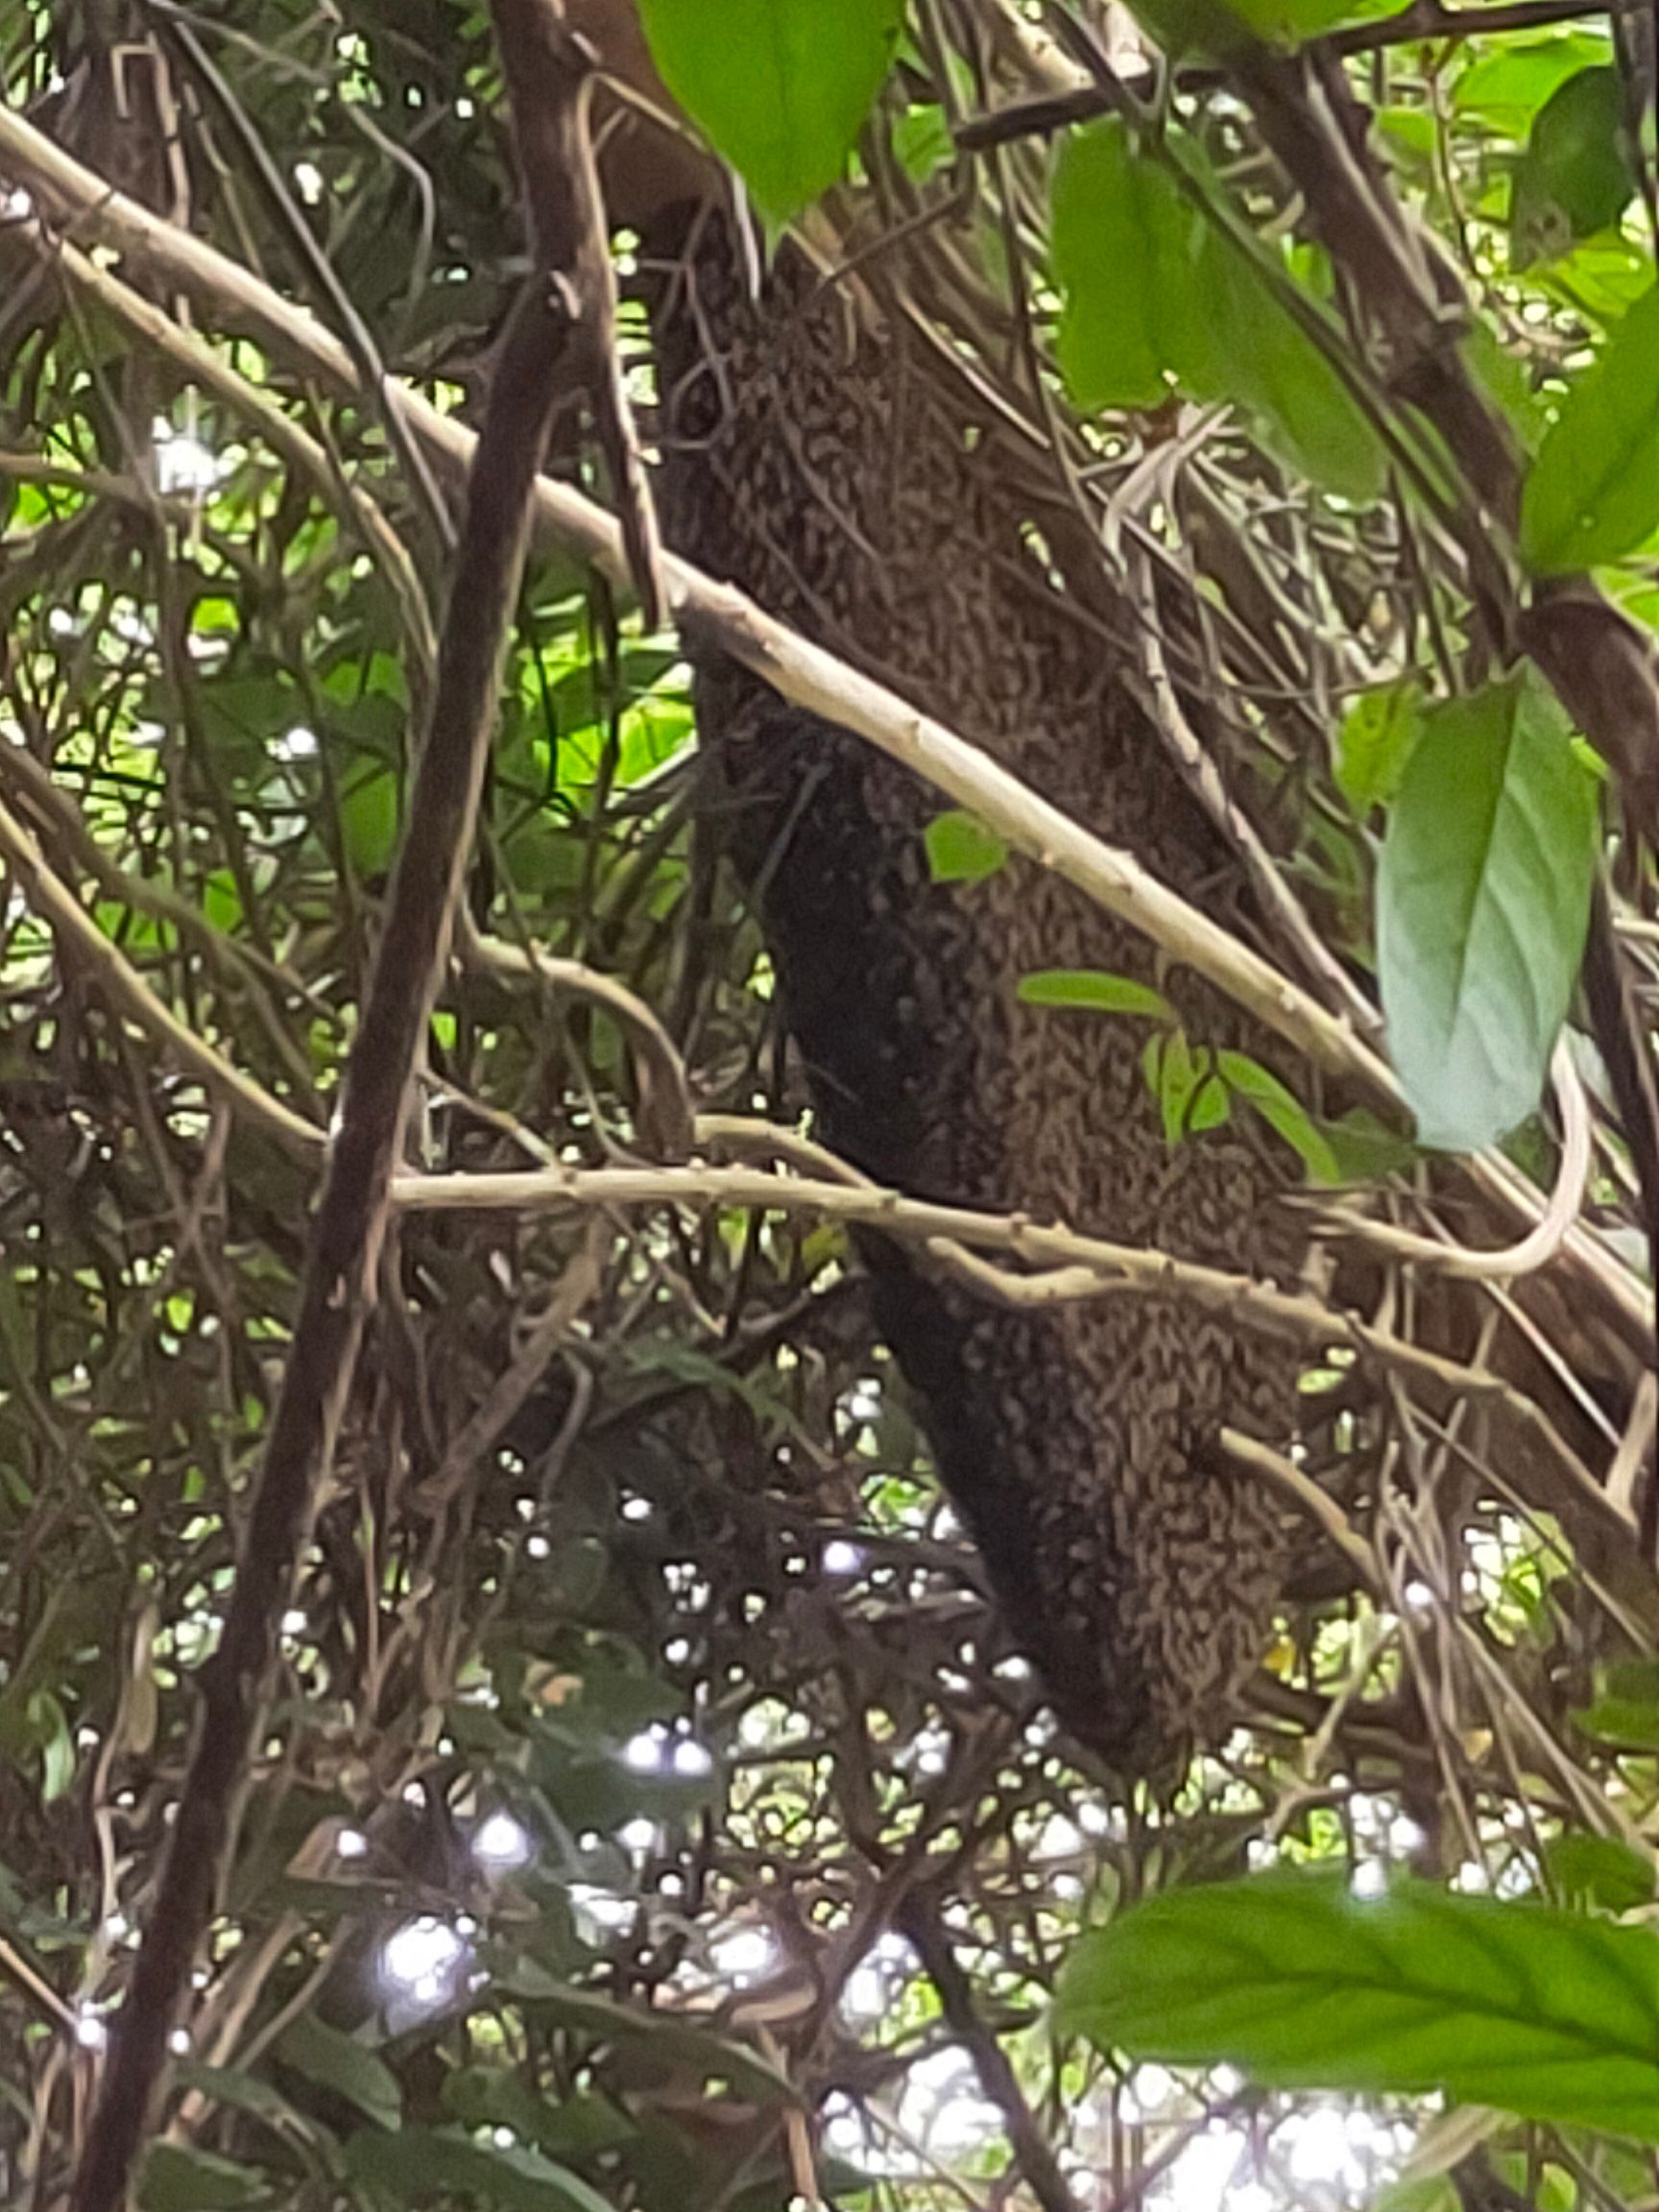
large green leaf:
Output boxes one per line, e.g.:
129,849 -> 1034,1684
1376,671 -> 1597,1151
637,0 -> 902,222
342,2128 -> 614,2212
139,2144 -> 274,2211
1455,32 -> 1614,133
1509,65 -> 1637,270
1522,280 -> 1659,571
1051,121 -> 1382,496
1055,1873 -> 1659,2141
275,2010 -> 401,2130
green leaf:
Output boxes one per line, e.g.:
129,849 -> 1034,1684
1509,66 -> 1637,271
1051,121 -> 1383,496
1574,1660 -> 1659,1747
1547,1833 -> 1657,1912
276,2010 -> 401,2130
1145,1030 -> 1230,1143
1318,1106 -> 1422,1182
1016,969 -> 1173,1019
1198,230 -> 1384,499
1376,671 -> 1597,1151
342,2128 -> 615,2212
1336,680 -> 1422,813
1055,1871 -> 1659,2142
1455,33 -> 1614,134
924,810 -> 1008,885
636,0 -> 903,223
340,763 -> 400,878
1522,280 -> 1659,571
1215,1051 -> 1342,1184
139,2142 -> 273,2211
1052,122 -> 1207,410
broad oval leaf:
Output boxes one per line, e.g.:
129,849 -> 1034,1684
1128,0 -> 1409,55
1376,671 -> 1597,1151
139,2143 -> 273,2212
1055,1872 -> 1659,2142
1336,678 -> 1422,814
1052,122 -> 1383,495
275,2009 -> 401,2129
1509,64 -> 1637,270
637,0 -> 902,223
1455,32 -> 1614,133
1522,280 -> 1659,571
1052,121 -> 1208,410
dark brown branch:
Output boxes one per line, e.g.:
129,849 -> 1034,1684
492,0 -> 665,628
68,188 -> 579,2212
1236,48 -> 1659,838
1580,873 -> 1659,1550
897,1889 -> 1082,2212
953,0 -> 1617,152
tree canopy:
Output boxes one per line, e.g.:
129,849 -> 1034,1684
6,4 -> 1659,2212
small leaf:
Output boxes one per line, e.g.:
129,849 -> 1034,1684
924,810 -> 1008,885
276,2010 -> 401,2130
1509,65 -> 1637,271
1547,1833 -> 1657,1911
1336,680 -> 1423,813
636,0 -> 903,223
1574,1659 -> 1659,1747
1016,969 -> 1173,1018
1215,1051 -> 1342,1183
1522,279 -> 1659,571
1377,671 -> 1598,1151
1055,1871 -> 1659,2142
1319,1106 -> 1421,1181
340,764 -> 400,878
1147,1030 -> 1231,1143
139,2143 -> 273,2211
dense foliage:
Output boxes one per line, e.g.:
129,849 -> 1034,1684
7,2 -> 1659,2210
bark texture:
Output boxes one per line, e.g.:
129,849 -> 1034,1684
646,208 -> 1308,1774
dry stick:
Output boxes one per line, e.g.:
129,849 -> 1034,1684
0,786 -> 325,1162
387,1155 -> 1623,1543
67,281 -> 576,2212
0,106 -> 1647,1340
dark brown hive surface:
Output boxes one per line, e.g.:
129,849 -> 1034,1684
646,211 -> 1308,1773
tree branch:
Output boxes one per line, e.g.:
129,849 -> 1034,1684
0,102 -> 1646,1352
68,197 -> 578,2212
